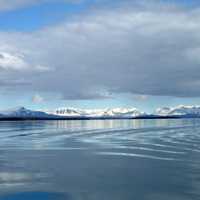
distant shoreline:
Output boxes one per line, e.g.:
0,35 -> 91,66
0,115 -> 193,121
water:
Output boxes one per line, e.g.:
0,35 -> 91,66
0,119 -> 200,199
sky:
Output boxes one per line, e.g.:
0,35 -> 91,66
0,0 -> 200,112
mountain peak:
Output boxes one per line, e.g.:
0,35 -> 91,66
50,107 -> 146,118
156,105 -> 200,116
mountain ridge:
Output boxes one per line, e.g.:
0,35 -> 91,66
0,105 -> 200,120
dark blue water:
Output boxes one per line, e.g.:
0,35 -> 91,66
0,119 -> 200,200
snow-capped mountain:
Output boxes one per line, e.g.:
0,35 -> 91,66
49,107 -> 146,118
155,105 -> 200,117
0,106 -> 146,119
1,105 -> 200,120
0,107 -> 52,118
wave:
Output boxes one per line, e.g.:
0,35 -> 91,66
96,152 -> 182,161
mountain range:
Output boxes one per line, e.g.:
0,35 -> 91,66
155,105 -> 200,117
0,105 -> 200,120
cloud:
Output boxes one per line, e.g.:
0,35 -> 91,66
0,52 -> 28,70
133,95 -> 149,101
32,94 -> 44,103
0,0 -> 40,11
0,51 -> 50,71
1,1 -> 200,99
0,0 -> 83,12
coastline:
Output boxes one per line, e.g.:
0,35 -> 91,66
0,115 -> 189,121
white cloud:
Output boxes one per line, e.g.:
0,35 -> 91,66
0,51 -> 50,72
0,52 -> 28,70
32,94 -> 44,103
133,95 -> 149,101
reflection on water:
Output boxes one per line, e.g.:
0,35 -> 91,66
0,119 -> 200,199
1,192 -> 66,200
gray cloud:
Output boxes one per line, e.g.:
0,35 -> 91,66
0,1 -> 200,99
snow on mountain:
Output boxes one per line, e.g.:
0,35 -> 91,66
155,105 -> 200,116
49,107 -> 146,118
0,107 -> 52,118
155,107 -> 172,116
1,105 -> 200,119
0,106 -> 146,119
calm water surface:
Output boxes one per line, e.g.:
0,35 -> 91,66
0,119 -> 200,199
